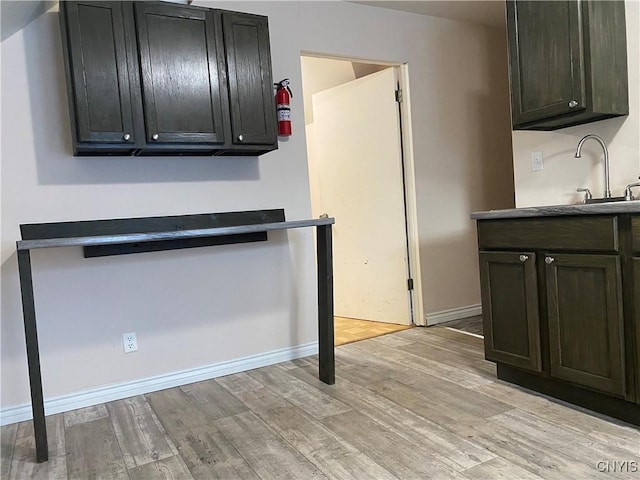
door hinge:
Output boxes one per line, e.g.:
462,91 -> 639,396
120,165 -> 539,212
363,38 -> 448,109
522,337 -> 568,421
407,278 -> 414,291
395,88 -> 403,103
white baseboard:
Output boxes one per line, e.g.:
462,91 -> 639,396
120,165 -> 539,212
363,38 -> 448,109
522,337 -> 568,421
425,304 -> 481,326
0,342 -> 318,426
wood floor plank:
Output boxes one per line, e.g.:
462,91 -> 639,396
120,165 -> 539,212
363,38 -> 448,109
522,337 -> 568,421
426,325 -> 485,346
321,410 -> 466,480
214,372 -> 265,395
367,377 -> 511,432
146,388 -> 259,479
356,339 -> 494,388
63,403 -> 109,428
65,417 -> 127,480
107,395 -> 178,469
277,356 -> 315,370
463,419 -> 610,480
288,364 -> 496,472
181,379 -> 248,420
229,385 -> 399,480
9,415 -> 67,480
247,365 -> 351,420
462,457 -> 544,480
1,422 -> 18,479
473,380 -> 640,453
127,454 -> 194,480
491,409 -> 640,474
334,317 -> 412,346
389,338 -> 496,377
213,411 -> 328,480
437,316 -> 484,336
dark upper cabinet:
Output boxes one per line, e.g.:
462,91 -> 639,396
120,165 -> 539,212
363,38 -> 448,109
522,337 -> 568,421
59,1 -> 277,156
134,2 -> 226,147
222,12 -> 277,149
506,0 -> 628,130
545,253 -> 625,397
479,251 -> 542,372
60,1 -> 137,154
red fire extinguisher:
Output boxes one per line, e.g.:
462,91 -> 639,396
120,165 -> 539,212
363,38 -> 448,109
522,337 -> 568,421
275,79 -> 293,136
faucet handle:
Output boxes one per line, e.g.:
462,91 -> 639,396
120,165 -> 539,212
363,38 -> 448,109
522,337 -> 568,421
624,182 -> 640,201
577,188 -> 592,203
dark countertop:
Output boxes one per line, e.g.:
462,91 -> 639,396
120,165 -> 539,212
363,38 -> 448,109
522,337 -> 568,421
471,200 -> 640,220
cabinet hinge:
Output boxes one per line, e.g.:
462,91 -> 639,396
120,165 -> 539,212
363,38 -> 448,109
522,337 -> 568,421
407,278 -> 414,291
395,88 -> 403,103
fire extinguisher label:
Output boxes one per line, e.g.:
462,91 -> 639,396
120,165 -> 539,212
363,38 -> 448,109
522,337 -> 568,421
277,108 -> 291,121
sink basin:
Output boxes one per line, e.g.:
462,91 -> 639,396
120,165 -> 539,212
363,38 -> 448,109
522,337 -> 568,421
584,196 -> 627,204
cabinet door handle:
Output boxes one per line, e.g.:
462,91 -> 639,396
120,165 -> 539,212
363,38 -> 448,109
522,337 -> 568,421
237,134 -> 244,142
152,134 -> 159,141
123,133 -> 131,141
545,256 -> 555,264
568,100 -> 578,108
519,254 -> 529,262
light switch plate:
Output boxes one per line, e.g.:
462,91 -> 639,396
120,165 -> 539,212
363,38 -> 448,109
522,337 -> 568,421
531,151 -> 544,172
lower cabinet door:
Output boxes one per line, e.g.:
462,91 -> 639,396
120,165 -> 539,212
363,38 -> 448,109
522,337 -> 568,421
545,253 -> 625,396
479,251 -> 541,372
635,258 -> 640,404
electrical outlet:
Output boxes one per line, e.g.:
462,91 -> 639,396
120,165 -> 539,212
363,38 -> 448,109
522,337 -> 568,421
531,151 -> 544,172
123,332 -> 138,353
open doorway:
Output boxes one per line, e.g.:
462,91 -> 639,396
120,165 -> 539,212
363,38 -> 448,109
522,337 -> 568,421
301,54 -> 423,346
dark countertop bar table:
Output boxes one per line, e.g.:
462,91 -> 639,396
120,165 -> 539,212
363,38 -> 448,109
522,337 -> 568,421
16,211 -> 336,463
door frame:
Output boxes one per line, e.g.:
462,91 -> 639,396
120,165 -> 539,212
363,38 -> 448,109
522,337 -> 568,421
301,53 -> 425,326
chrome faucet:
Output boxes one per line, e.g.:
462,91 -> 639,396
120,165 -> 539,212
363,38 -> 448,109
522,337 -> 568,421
574,134 -> 611,198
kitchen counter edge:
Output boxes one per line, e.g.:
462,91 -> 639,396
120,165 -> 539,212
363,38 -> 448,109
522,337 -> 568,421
471,201 -> 640,220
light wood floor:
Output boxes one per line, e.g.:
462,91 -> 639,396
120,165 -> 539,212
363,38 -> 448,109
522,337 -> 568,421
3,327 -> 639,479
334,316 -> 412,346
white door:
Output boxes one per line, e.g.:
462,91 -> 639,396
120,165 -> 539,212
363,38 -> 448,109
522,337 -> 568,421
309,68 -> 411,325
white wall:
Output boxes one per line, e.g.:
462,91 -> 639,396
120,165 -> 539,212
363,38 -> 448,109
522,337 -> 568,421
1,1 -> 514,413
512,1 -> 639,207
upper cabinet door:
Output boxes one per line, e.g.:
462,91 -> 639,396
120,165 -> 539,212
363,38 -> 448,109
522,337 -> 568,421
135,2 -> 226,145
62,1 -> 136,145
506,0 -> 628,131
507,0 -> 586,126
222,12 -> 277,146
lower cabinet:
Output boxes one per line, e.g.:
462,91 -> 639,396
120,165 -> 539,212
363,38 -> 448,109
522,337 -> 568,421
476,214 -> 640,424
635,258 -> 640,405
479,251 -> 541,372
545,253 -> 625,396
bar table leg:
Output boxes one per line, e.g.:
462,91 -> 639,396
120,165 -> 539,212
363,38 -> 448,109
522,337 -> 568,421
17,249 -> 48,462
316,225 -> 335,385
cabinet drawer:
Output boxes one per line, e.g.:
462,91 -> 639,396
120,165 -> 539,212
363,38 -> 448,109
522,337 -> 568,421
632,217 -> 640,253
478,216 -> 618,252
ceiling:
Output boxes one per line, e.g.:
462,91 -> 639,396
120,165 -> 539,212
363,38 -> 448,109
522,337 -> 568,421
352,1 -> 507,28
0,0 -> 506,44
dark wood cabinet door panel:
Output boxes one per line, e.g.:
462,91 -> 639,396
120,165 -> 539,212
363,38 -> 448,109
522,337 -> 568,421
546,253 -> 624,396
507,0 -> 585,126
506,0 -> 628,130
62,1 -> 135,144
635,258 -> 640,404
135,2 -> 225,144
477,216 -> 618,252
632,217 -> 640,253
480,251 -> 542,372
222,12 -> 277,146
